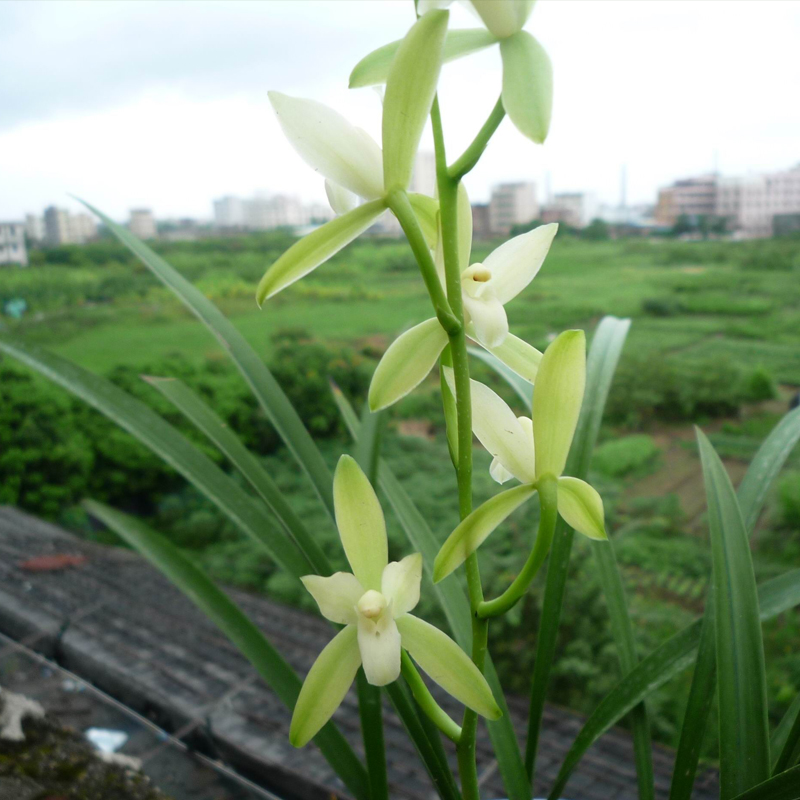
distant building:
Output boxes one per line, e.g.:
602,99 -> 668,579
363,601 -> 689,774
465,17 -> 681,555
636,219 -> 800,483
0,222 -> 28,266
213,196 -> 247,229
43,206 -> 96,246
410,152 -> 436,197
655,174 -> 718,227
212,193 -> 332,231
471,204 -> 492,239
540,192 -> 598,229
489,182 -> 538,234
24,214 -> 45,244
129,209 -> 157,240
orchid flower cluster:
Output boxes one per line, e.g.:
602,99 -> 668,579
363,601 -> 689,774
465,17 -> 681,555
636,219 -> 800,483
258,1 -> 607,795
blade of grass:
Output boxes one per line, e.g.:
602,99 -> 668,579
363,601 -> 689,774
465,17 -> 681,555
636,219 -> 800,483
78,200 -> 335,518
83,501 -> 369,800
729,764 -> 800,800
331,383 -> 531,800
697,428 -> 770,799
0,335 -> 309,580
774,694 -> 800,775
671,406 -> 800,799
525,316 -> 631,781
145,376 -> 331,576
547,568 -> 800,798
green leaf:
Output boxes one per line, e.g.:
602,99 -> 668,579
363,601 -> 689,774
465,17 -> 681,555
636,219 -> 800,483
738,406 -> 800,534
83,501 -> 369,800
500,31 -> 553,144
549,568 -> 800,799
369,318 -> 448,411
469,330 -> 542,386
77,200 -> 336,520
350,28 -> 498,88
729,764 -> 800,800
332,384 -> 532,800
773,692 -> 800,775
697,428 -> 770,798
145,376 -> 331,576
533,329 -> 586,479
433,484 -> 537,583
256,200 -> 386,303
0,334 -> 308,580
382,10 -> 449,191
396,615 -> 501,720
526,316 -> 630,781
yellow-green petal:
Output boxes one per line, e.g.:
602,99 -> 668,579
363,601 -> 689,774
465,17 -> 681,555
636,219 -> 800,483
396,614 -> 501,719
333,455 -> 388,591
557,476 -> 606,541
382,10 -> 449,192
301,572 -> 364,625
470,0 -> 535,38
500,31 -> 553,144
433,484 -> 537,582
470,327 -> 542,384
533,329 -> 586,479
256,200 -> 385,304
289,625 -> 361,747
369,318 -> 448,411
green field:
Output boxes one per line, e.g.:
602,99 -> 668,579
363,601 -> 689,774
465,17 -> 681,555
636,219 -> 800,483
2,230 -> 800,759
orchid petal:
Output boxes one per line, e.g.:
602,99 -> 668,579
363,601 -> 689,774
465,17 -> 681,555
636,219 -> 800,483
396,614 -> 502,719
289,625 -> 361,747
433,483 -> 537,581
256,200 -> 385,303
489,457 -> 514,485
557,476 -> 607,541
333,455 -> 388,590
382,554 -> 423,617
325,180 -> 358,217
462,295 -> 509,349
533,329 -> 586,479
500,31 -> 553,144
418,0 -> 454,12
483,223 -> 557,305
358,610 -> 402,686
269,92 -> 384,199
369,318 -> 448,411
383,10 -> 448,191
470,326 -> 542,383
444,369 -> 536,483
301,572 -> 364,625
469,0 -> 535,38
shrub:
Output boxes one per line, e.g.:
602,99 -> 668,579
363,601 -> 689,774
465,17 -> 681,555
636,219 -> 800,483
593,435 -> 661,478
741,366 -> 778,402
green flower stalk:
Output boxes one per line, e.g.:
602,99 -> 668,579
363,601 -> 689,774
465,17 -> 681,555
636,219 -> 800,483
434,330 -> 607,613
290,454 -> 500,748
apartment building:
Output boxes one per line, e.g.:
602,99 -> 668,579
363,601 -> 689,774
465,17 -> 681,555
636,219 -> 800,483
24,214 -> 45,244
654,175 -> 718,227
43,206 -> 97,245
129,209 -> 157,240
0,222 -> 28,266
489,182 -> 538,234
213,193 -> 332,231
540,192 -> 599,228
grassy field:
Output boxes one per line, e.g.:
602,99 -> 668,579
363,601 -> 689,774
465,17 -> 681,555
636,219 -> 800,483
2,230 -> 800,759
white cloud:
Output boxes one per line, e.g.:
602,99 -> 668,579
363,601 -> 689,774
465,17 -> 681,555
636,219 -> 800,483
1,0 -> 798,221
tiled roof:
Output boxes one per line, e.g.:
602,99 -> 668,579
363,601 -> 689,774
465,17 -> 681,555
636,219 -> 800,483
0,507 -> 719,800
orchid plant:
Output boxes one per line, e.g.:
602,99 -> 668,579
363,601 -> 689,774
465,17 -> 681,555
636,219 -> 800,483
5,3 -> 800,800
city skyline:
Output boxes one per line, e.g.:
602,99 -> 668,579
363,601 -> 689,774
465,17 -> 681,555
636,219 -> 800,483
1,1 -> 799,220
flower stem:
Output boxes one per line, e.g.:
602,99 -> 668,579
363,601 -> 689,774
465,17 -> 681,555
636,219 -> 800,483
401,652 -> 463,744
449,96 -> 505,181
432,94 -> 484,800
478,476 -> 558,619
386,189 -> 460,335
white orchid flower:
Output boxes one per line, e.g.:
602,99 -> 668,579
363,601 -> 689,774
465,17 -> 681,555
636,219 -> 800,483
434,330 -> 607,582
351,1 -> 551,145
290,455 -> 500,748
258,12 -> 448,305
368,214 -> 558,412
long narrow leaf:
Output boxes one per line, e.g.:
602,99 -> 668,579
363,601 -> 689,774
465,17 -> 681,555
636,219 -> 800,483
671,406 -> 800,799
525,316 -> 630,780
145,376 -> 332,576
331,384 -> 531,800
83,501 -> 369,800
548,568 -> 800,798
730,764 -> 800,800
697,429 -> 770,799
0,335 -> 309,579
467,345 -> 531,406
774,694 -> 800,775
78,200 -> 336,518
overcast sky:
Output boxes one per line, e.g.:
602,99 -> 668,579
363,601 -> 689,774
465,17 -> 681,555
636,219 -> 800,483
1,0 -> 799,221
